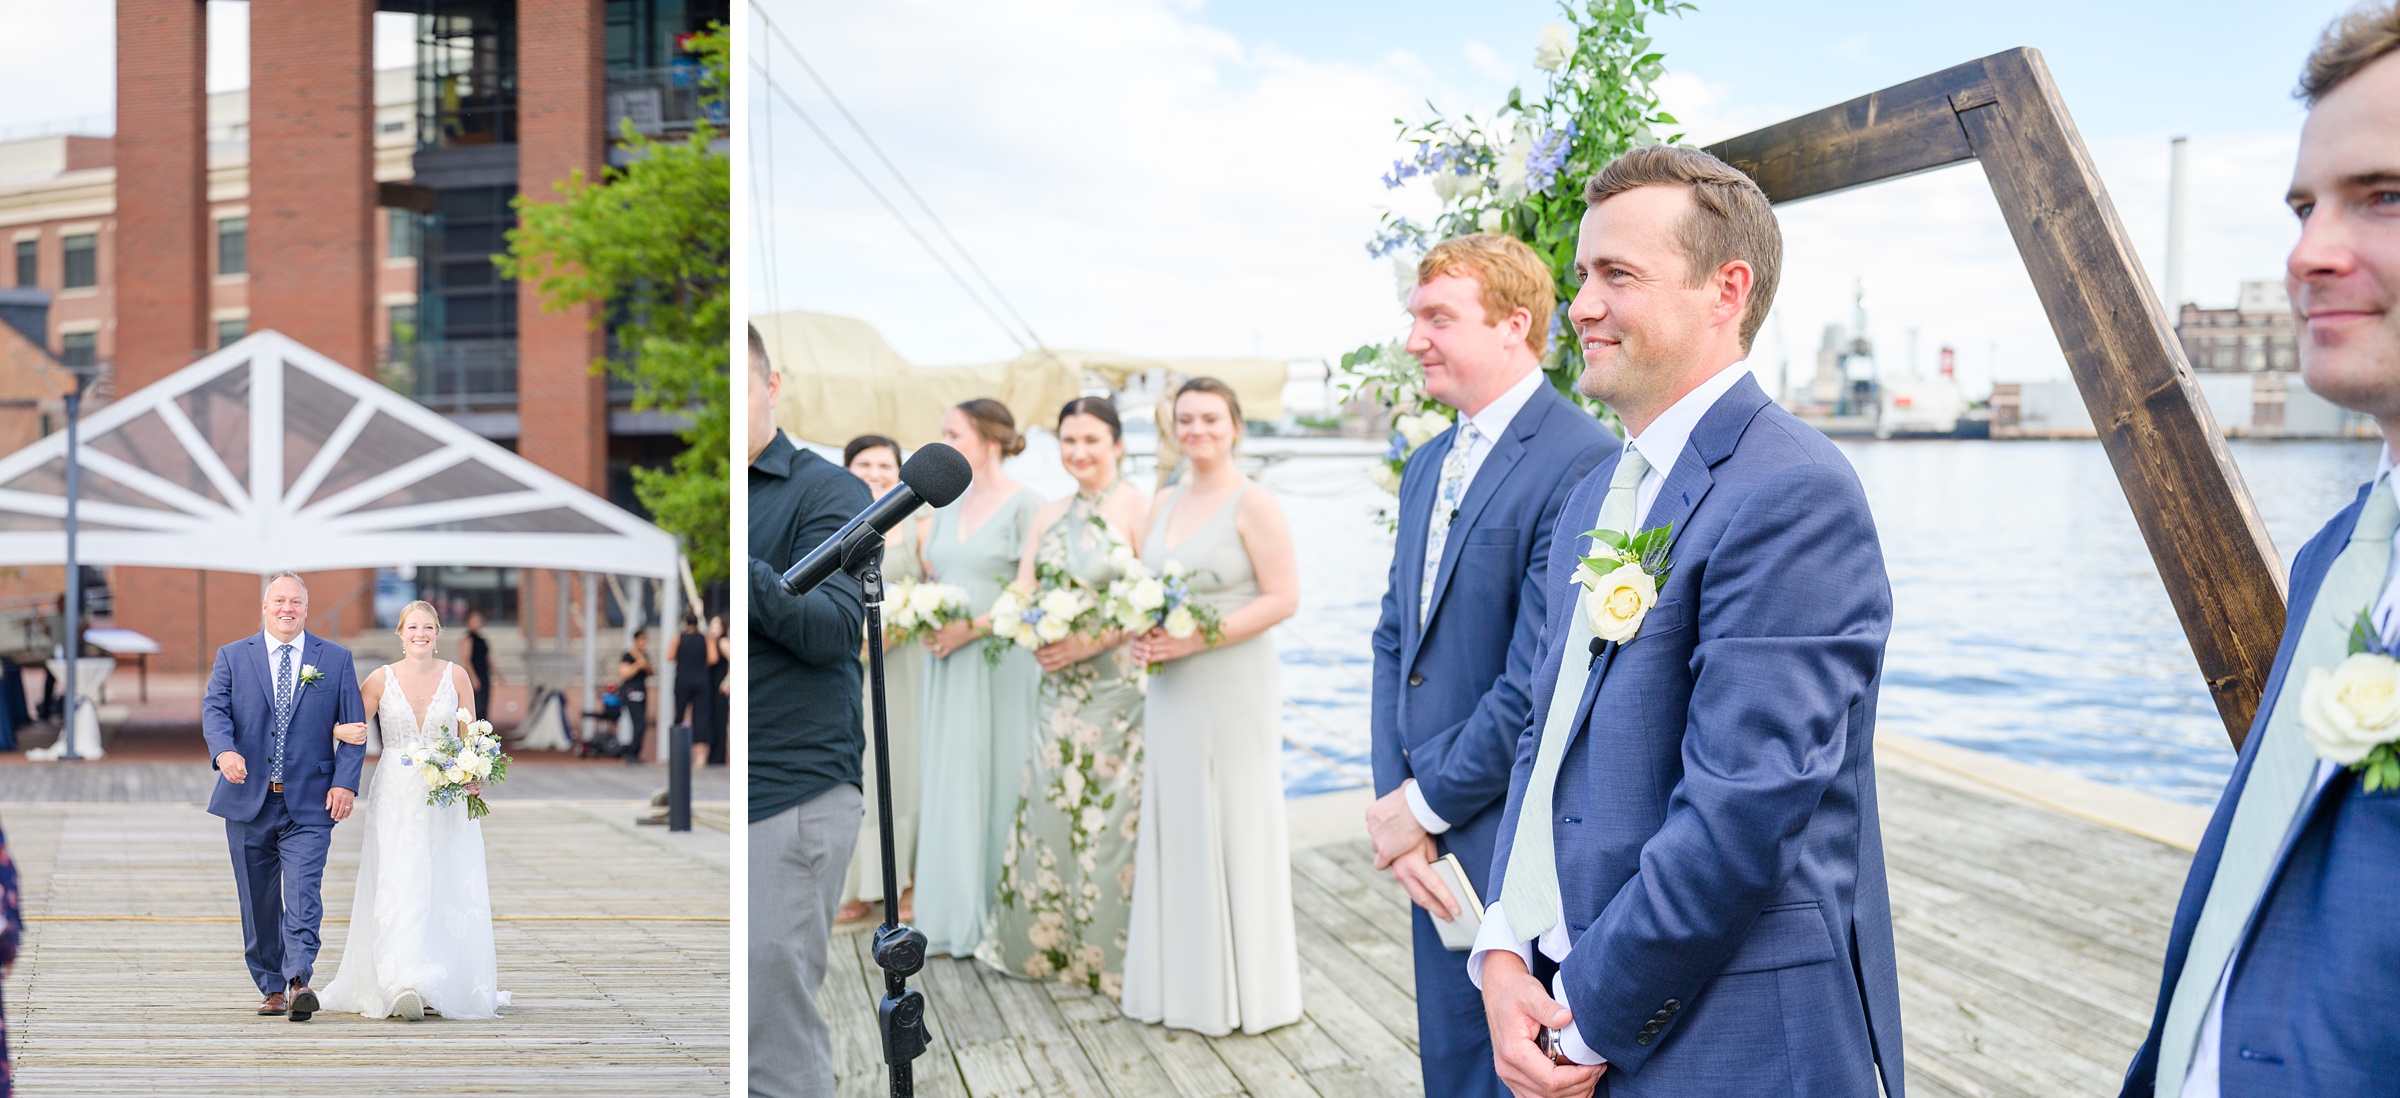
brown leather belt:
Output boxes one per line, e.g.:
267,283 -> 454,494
269,781 -> 283,793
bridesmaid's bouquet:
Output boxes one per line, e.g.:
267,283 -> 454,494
1100,551 -> 1224,672
398,708 -> 512,820
880,578 -> 973,648
985,564 -> 1108,666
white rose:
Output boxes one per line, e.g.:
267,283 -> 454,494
1397,411 -> 1450,448
1430,170 -> 1484,204
465,753 -> 493,778
1478,207 -> 1507,234
1128,578 -> 1167,613
2302,653 -> 2400,764
420,764 -> 446,788
1368,463 -> 1402,494
455,707 -> 474,727
1039,588 -> 1086,622
1533,23 -> 1575,72
443,766 -> 468,784
1036,615 -> 1072,643
473,720 -> 493,737
1496,130 -> 1533,202
1163,605 -> 1198,640
908,583 -> 946,615
1581,562 -> 1658,644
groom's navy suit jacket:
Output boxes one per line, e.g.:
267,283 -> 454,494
1487,375 -> 1904,1096
1371,382 -> 1612,1097
201,633 -> 366,826
2122,482 -> 2400,1096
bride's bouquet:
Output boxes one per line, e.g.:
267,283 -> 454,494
985,563 -> 1108,665
398,708 -> 512,820
880,577 -> 974,648
1100,549 -> 1223,672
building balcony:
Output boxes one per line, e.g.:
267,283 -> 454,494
389,338 -> 518,411
606,66 -> 724,139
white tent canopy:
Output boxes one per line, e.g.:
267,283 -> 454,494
0,330 -> 678,578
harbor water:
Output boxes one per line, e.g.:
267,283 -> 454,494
994,434 -> 2381,806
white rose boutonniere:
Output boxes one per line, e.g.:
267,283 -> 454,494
2300,609 -> 2400,791
1575,523 -> 1674,645
298,663 -> 325,689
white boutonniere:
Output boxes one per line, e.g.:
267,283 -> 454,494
1574,523 -> 1674,643
2300,609 -> 2400,792
298,663 -> 325,689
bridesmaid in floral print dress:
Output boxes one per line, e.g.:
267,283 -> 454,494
980,397 -> 1151,998
1,817 -> 18,1098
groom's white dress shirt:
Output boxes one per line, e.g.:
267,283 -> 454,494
1401,366 -> 1548,835
1464,361 -> 1752,1066
2178,449 -> 2396,1098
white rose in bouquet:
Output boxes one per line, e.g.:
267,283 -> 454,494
1164,605 -> 1199,640
1396,411 -> 1451,448
1368,463 -> 1402,493
1108,544 -> 1143,579
1533,23 -> 1574,72
1038,587 -> 1086,623
1036,614 -> 1072,643
908,582 -> 947,616
1431,170 -> 1484,203
1478,207 -> 1508,234
465,751 -> 494,778
1128,577 -> 1167,613
989,589 -> 1025,641
2302,652 -> 2400,764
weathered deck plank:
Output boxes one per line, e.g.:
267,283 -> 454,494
828,760 -> 2194,1097
4,799 -> 729,1096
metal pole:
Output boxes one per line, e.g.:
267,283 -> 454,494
668,722 -> 692,831
59,380 -> 84,762
582,572 -> 599,744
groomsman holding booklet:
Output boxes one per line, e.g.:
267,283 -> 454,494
1473,146 -> 1904,1097
1366,234 -> 1615,1098
2123,9 -> 2400,1095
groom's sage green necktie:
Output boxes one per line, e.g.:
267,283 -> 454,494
2155,472 -> 2400,1096
1499,445 -> 1651,943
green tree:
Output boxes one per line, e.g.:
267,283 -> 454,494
500,25 -> 730,585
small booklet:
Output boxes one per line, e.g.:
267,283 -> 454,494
1430,853 -> 1485,951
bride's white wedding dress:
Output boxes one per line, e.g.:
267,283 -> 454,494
323,661 -> 509,1019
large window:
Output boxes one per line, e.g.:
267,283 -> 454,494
216,316 -> 248,348
217,217 -> 248,277
13,239 -> 33,287
389,302 -> 420,347
416,1 -> 517,148
60,331 -> 95,367
61,233 -> 95,289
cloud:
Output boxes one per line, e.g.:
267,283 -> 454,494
1462,41 -> 1515,83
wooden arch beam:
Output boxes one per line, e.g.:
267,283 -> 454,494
1705,47 -> 2286,748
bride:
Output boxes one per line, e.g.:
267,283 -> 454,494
322,600 -> 509,1021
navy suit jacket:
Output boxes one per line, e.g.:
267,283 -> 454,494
1486,374 -> 1905,1095
200,633 -> 366,826
2122,482 -> 2400,1096
1371,381 -> 1615,891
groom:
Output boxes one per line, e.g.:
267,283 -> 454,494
201,571 -> 366,1022
1367,232 -> 1613,1098
2121,11 -> 2400,1095
1473,146 -> 1903,1097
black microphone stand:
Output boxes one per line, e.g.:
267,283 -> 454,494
846,535 -> 930,1096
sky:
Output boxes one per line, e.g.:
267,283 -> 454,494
754,0 -> 2360,396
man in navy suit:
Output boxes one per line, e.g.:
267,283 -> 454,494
1367,233 -> 1615,1098
2122,12 -> 2400,1096
1372,231 -> 1612,1098
1472,146 -> 1903,1097
201,572 -> 366,1021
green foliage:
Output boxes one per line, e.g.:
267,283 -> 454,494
498,24 -> 731,585
1352,0 -> 1690,420
1582,521 -> 1674,583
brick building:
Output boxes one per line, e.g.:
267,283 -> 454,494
2176,280 -> 2298,374
0,0 -> 723,671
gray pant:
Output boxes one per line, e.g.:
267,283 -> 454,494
751,784 -> 863,1098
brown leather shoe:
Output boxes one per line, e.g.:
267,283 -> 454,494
258,992 -> 288,1016
288,983 -> 319,1022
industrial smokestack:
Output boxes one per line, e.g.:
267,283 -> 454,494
2164,136 -> 2189,313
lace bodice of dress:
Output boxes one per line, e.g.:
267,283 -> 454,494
378,662 -> 458,753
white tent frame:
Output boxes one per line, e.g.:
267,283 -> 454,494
0,330 -> 687,760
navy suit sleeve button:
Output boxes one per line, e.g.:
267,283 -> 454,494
1407,672 -> 1424,687
1664,999 -> 1681,1012
1635,1034 -> 1654,1047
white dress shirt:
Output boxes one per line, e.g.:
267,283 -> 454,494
1449,359 -> 1756,1064
1403,367 -> 1551,834
1463,362 -> 1753,1066
2180,449 -> 2396,1097
262,630 -> 309,697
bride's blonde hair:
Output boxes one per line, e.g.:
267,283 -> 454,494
396,600 -> 442,632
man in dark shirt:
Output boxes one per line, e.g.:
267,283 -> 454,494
746,323 -> 871,1098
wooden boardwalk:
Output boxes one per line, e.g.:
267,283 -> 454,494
823,755 -> 2194,1097
0,758 -> 732,804
4,798 -> 731,1096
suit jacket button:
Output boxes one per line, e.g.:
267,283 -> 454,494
1664,999 -> 1681,1012
1635,1034 -> 1653,1046
1652,1010 -> 1669,1022
1408,672 -> 1424,687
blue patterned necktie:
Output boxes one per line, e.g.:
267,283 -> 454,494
270,642 -> 294,785
1420,420 -> 1484,625
2156,472 -> 2400,1095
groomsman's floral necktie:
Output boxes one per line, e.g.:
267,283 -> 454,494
1419,420 -> 1482,626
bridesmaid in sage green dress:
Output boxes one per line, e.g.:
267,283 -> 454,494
915,400 -> 1044,957
980,397 -> 1153,998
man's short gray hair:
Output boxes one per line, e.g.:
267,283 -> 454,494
263,570 -> 308,596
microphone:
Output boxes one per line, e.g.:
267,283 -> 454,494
780,442 -> 974,597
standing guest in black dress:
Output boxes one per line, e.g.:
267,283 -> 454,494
673,613 -> 710,764
2,816 -> 20,1098
618,631 -> 653,765
463,610 -> 494,725
706,614 -> 729,766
